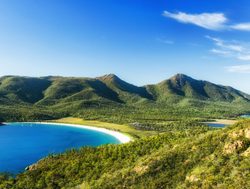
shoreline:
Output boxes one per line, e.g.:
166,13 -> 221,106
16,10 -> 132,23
22,122 -> 132,144
204,119 -> 237,126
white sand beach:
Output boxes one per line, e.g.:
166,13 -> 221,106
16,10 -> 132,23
25,122 -> 132,144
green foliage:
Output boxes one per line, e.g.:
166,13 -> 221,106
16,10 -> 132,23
1,121 -> 250,189
0,74 -> 249,122
0,74 -> 250,188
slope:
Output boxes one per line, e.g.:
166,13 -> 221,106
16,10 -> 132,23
146,73 -> 250,103
97,74 -> 153,103
1,121 -> 249,188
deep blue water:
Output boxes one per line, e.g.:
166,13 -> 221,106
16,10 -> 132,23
0,122 -> 120,174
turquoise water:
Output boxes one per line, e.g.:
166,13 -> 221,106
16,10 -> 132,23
241,114 -> 250,118
0,122 -> 120,174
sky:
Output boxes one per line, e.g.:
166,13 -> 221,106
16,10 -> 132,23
0,0 -> 250,93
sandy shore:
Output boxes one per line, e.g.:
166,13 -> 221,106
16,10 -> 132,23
204,119 -> 237,125
25,122 -> 132,144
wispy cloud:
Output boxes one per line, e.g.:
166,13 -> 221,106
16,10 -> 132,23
163,11 -> 227,30
163,11 -> 250,32
156,37 -> 174,45
231,23 -> 250,31
207,36 -> 250,61
226,64 -> 250,73
207,36 -> 250,73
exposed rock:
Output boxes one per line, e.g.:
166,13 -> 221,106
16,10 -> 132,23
224,140 -> 245,154
25,163 -> 39,171
229,128 -> 250,139
229,129 -> 244,139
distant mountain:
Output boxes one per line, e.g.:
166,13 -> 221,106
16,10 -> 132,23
97,74 -> 153,103
0,74 -> 249,107
0,76 -> 51,104
146,73 -> 250,102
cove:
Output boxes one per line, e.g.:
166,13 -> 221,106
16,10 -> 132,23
0,122 -> 123,174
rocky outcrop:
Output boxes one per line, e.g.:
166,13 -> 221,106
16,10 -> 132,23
229,128 -> 250,139
25,163 -> 39,171
223,140 -> 245,154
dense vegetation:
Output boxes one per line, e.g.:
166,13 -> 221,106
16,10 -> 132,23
0,74 -> 250,188
1,120 -> 250,189
0,74 -> 250,123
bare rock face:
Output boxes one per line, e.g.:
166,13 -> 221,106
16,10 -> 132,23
223,140 -> 245,154
25,163 -> 39,171
229,128 -> 250,139
229,129 -> 244,139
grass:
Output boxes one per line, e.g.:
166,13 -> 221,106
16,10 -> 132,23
51,117 -> 158,139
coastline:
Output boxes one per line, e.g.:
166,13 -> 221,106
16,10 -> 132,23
24,122 -> 132,144
204,119 -> 237,126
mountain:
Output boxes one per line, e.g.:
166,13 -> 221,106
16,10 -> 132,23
0,76 -> 51,104
0,74 -> 250,121
0,73 -> 249,106
97,74 -> 153,103
146,73 -> 250,102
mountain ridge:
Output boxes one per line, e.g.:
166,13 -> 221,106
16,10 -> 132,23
0,73 -> 249,106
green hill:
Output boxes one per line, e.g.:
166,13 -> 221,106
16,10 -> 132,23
0,74 -> 249,122
97,74 -> 153,103
1,74 -> 250,188
147,73 -> 250,102
0,73 -> 249,105
0,76 -> 51,104
1,120 -> 249,189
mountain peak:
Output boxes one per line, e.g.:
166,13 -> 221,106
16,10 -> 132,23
98,74 -> 120,81
170,73 -> 193,82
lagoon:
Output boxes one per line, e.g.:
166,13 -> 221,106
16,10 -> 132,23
241,114 -> 250,118
205,123 -> 226,128
0,122 -> 121,174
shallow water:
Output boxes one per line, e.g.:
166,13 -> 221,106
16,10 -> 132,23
205,123 -> 226,128
241,114 -> 250,118
0,122 -> 120,174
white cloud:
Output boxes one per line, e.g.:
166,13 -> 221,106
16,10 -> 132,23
210,49 -> 231,56
163,11 -> 227,30
156,38 -> 174,45
207,36 -> 250,61
231,23 -> 250,31
227,64 -> 250,73
163,11 -> 250,32
238,55 -> 250,61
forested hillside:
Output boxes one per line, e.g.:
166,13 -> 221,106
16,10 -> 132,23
0,74 -> 250,122
1,120 -> 249,189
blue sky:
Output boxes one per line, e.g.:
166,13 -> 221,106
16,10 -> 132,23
0,0 -> 250,93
